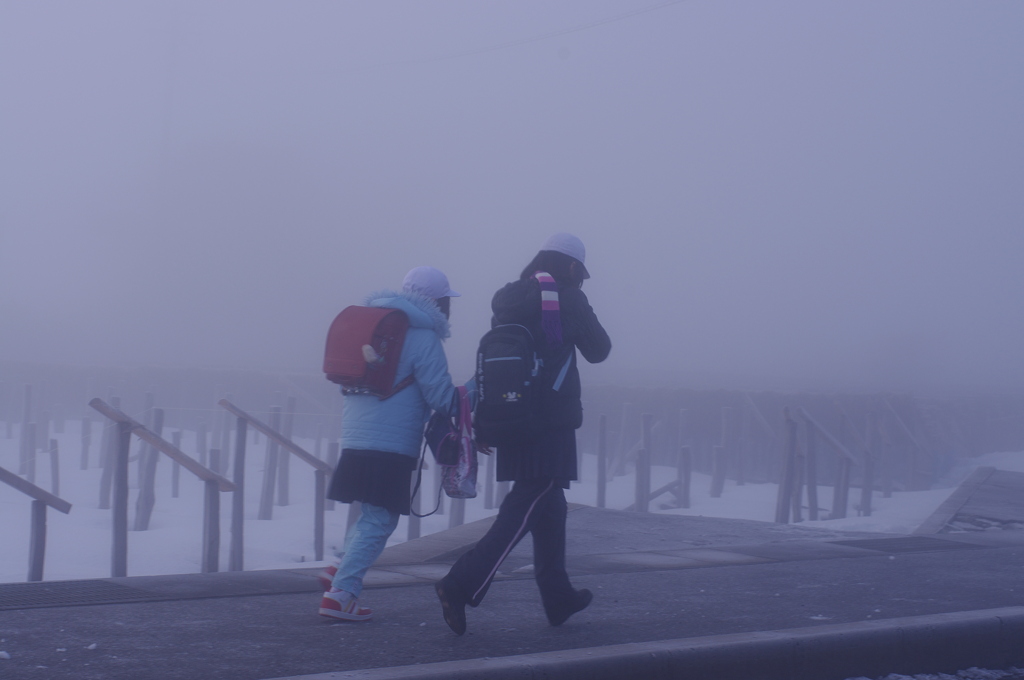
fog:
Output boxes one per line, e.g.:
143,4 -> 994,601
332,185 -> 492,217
2,1 -> 1022,394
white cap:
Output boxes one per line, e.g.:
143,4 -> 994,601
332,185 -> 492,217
402,266 -> 460,298
541,232 -> 590,278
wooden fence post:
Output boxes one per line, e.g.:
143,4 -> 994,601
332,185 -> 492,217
37,411 -> 50,456
597,414 -> 607,509
879,415 -> 893,499
133,408 -> 164,531
277,396 -> 296,506
325,442 -> 339,511
229,417 -> 247,571
860,412 -> 877,517
710,445 -> 725,498
831,416 -> 851,519
678,445 -> 692,509
201,479 -> 220,573
711,407 -> 731,498
775,409 -> 798,524
19,384 -> 31,475
219,393 -> 234,476
27,500 -> 47,582
736,405 -> 748,486
314,469 -> 326,561
24,423 -> 36,484
610,401 -> 634,477
171,431 -> 182,499
98,397 -> 119,510
790,432 -> 805,523
138,392 -> 155,486
49,439 -> 60,497
805,421 -> 819,520
197,421 -> 209,468
449,497 -> 466,529
634,413 -> 653,512
112,420 -> 131,577
258,406 -> 282,520
81,416 -> 91,470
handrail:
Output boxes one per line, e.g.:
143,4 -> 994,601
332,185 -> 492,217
797,407 -> 859,464
89,398 -> 235,492
218,399 -> 332,474
0,464 -> 72,514
883,398 -> 928,453
830,399 -> 873,458
744,393 -> 779,441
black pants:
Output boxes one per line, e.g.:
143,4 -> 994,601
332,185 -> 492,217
446,477 -> 576,615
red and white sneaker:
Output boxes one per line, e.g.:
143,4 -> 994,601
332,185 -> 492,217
317,563 -> 339,591
319,590 -> 372,622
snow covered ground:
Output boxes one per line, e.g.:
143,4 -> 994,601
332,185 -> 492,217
2,420 -> 1023,584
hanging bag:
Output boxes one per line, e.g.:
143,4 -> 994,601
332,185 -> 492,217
411,386 -> 477,516
439,386 -> 477,499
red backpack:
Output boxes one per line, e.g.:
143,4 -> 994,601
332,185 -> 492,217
323,306 -> 414,399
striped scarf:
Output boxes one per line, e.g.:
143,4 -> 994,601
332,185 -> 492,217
535,271 -> 562,346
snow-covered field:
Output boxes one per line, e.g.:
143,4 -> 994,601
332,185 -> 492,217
2,419 -> 1023,584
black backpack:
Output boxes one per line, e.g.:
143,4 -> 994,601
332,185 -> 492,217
472,324 -> 544,446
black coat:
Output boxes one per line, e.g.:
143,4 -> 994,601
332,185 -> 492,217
490,278 -> 611,483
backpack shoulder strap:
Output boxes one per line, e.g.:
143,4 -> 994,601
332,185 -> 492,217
378,374 -> 415,400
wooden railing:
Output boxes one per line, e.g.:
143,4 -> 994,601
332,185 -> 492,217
0,464 -> 72,581
89,398 -> 235,576
218,399 -> 332,564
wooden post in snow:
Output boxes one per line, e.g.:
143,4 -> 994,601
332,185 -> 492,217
49,439 -> 60,497
804,422 -> 819,521
258,406 -> 282,520
229,417 -> 247,571
19,384 -> 32,475
860,412 -> 877,516
449,497 -> 466,529
171,431 -> 182,499
634,413 -> 653,512
98,396 -> 119,511
27,500 -> 47,582
775,409 -> 798,524
277,396 -> 296,506
112,420 -> 131,577
24,423 -> 37,485
201,479 -> 220,573
81,415 -> 92,470
325,442 -> 339,511
133,408 -> 164,531
597,414 -> 608,509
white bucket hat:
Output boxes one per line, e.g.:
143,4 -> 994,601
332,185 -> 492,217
402,266 -> 460,298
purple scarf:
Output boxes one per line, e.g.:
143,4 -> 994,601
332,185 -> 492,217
535,271 -> 562,346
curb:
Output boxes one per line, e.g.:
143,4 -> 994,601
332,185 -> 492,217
263,606 -> 1024,680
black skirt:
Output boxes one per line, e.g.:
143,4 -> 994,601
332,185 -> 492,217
326,449 -> 417,515
496,428 -> 576,488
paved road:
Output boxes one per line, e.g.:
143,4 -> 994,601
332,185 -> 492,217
1,507 -> 1022,680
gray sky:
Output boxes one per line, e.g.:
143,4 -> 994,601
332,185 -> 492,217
1,1 -> 1022,394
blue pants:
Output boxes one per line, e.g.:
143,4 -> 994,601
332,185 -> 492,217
331,502 -> 399,596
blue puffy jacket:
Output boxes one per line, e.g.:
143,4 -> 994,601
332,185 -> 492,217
340,290 -> 458,458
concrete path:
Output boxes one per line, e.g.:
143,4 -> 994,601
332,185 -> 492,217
1,507 -> 1023,680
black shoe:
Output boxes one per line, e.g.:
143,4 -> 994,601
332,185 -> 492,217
547,588 -> 593,626
435,577 -> 467,636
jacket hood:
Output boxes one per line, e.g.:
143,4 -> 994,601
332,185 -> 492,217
365,289 -> 451,340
